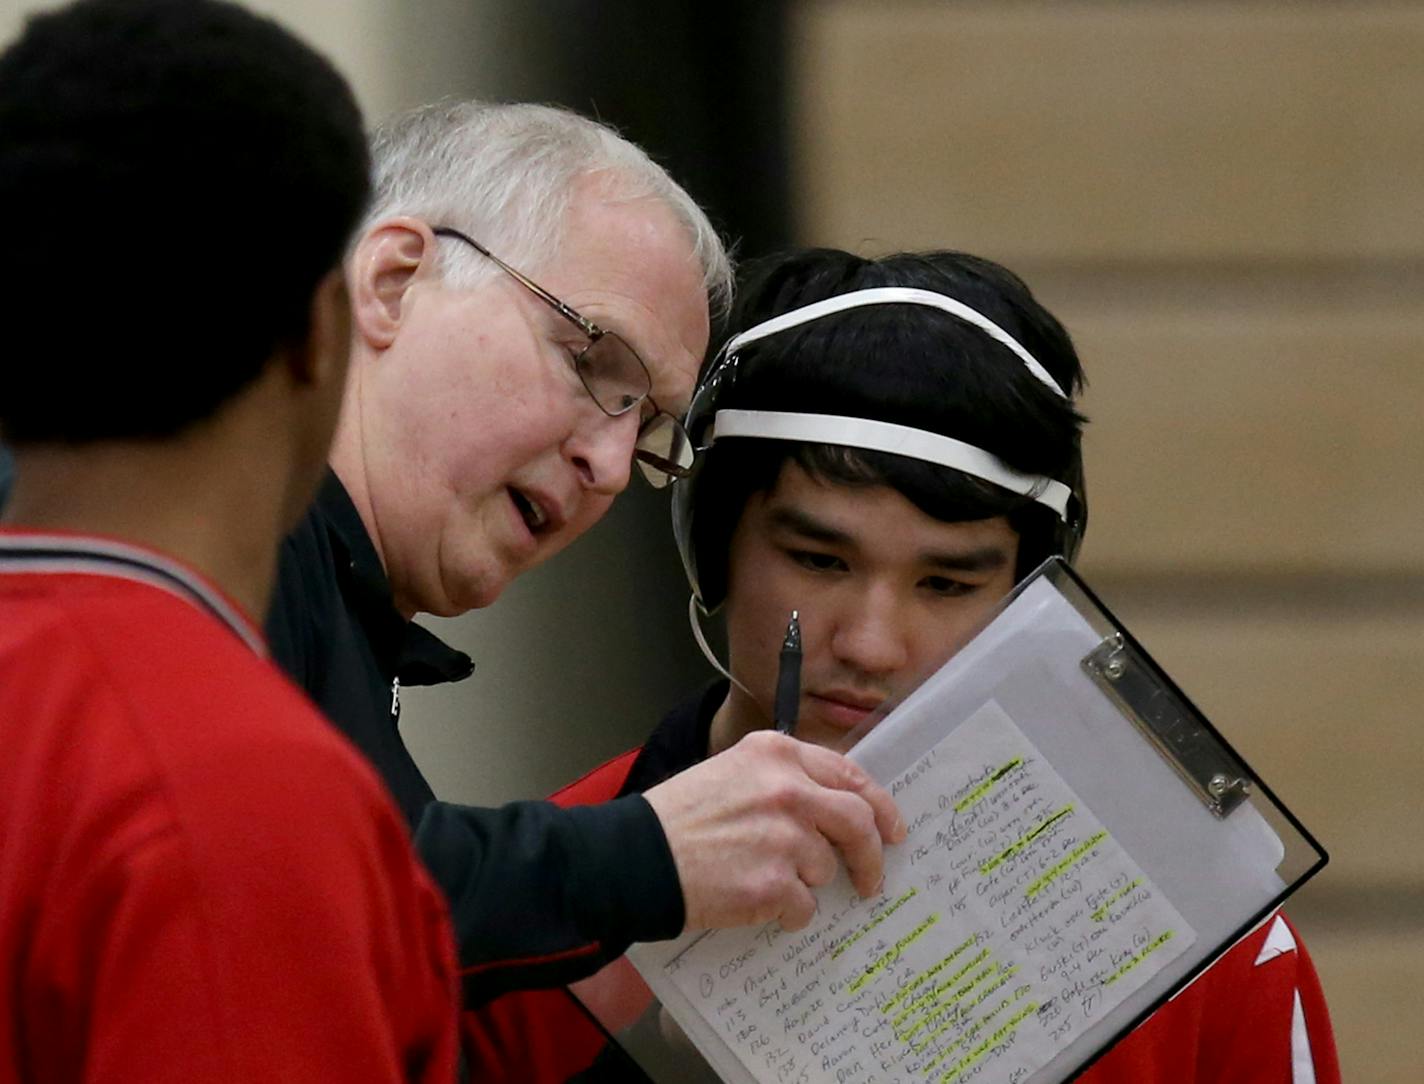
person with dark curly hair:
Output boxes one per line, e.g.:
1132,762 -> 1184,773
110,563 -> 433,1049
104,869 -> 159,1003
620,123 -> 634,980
0,3 -> 458,1080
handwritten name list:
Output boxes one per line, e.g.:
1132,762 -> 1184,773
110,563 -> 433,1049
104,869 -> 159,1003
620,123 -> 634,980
660,701 -> 1195,1084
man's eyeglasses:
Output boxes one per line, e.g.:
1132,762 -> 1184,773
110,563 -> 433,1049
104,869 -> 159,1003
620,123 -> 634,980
432,226 -> 694,488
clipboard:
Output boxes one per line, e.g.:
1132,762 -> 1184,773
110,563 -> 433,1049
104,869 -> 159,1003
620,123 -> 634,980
587,558 -> 1326,1084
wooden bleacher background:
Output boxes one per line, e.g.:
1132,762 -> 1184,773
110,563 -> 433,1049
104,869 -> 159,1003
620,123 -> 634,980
786,2 -> 1423,1078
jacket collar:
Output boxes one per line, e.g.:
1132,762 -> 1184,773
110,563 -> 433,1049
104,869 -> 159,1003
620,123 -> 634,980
0,529 -> 266,655
316,471 -> 474,686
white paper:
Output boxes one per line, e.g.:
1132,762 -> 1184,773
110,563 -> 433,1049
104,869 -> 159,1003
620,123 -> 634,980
650,703 -> 1196,1084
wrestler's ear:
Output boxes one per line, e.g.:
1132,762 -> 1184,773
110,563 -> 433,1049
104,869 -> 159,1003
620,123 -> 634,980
348,216 -> 438,350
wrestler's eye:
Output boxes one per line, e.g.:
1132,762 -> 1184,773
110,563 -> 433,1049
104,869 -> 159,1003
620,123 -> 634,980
789,549 -> 845,574
920,574 -> 977,598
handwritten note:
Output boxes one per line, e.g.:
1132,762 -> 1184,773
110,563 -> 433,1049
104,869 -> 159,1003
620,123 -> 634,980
658,701 -> 1195,1084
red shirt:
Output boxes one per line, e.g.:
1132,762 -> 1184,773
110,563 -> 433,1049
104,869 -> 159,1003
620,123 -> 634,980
0,531 -> 459,1083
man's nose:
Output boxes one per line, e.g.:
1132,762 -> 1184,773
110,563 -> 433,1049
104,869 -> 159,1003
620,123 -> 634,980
563,407 -> 637,496
828,585 -> 910,676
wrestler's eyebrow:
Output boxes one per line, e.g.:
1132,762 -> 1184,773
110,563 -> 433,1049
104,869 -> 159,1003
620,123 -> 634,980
921,546 -> 1011,574
765,506 -> 853,546
767,506 -> 1012,574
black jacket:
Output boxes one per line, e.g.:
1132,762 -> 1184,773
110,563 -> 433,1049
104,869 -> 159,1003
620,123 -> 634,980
266,472 -> 684,1003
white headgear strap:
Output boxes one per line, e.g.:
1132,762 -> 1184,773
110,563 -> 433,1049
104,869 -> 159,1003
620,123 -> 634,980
711,409 -> 1073,521
687,594 -> 754,696
717,286 -> 1068,398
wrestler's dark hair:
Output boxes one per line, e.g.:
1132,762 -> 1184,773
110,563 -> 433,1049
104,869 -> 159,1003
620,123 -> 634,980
687,247 -> 1088,610
0,0 -> 369,444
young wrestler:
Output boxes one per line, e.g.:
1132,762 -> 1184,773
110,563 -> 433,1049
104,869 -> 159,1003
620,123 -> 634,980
0,2 -> 456,1080
473,247 -> 1339,1082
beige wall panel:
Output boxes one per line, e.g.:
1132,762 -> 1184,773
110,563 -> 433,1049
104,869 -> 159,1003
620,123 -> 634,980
1096,604 -> 1424,884
1067,304 -> 1424,574
1292,927 -> 1420,1084
790,2 -> 1424,262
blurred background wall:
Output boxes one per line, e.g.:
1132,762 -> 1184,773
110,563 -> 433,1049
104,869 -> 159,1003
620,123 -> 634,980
3,1 -> 1417,1078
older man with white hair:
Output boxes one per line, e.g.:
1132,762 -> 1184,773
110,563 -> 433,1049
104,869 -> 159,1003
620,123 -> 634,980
263,100 -> 905,1007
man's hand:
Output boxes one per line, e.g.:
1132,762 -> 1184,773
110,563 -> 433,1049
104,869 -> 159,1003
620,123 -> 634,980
643,731 -> 906,933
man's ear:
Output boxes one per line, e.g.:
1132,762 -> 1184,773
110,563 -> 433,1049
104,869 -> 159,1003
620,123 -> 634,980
348,216 -> 439,349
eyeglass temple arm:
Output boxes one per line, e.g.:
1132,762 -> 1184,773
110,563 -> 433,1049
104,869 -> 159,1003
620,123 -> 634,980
431,226 -> 600,339
634,446 -> 694,477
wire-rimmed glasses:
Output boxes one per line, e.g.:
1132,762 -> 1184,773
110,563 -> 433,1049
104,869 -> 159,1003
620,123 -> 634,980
432,226 -> 693,487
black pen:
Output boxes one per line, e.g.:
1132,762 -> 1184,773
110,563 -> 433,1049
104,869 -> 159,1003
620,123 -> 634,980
774,610 -> 801,736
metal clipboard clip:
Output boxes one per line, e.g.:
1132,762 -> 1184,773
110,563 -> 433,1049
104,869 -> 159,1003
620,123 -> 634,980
1082,632 -> 1251,818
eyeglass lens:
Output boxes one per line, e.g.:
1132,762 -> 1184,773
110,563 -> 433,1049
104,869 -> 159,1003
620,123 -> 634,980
576,333 -> 649,417
635,412 -> 695,489
579,333 -> 695,489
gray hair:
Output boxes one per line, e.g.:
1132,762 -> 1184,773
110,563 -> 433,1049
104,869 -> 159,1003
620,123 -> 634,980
361,99 -> 733,322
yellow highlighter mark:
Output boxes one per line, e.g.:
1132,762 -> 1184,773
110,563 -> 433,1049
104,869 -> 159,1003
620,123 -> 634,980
890,949 -> 990,1031
1091,879 -> 1143,922
830,886 -> 918,960
979,805 -> 1076,875
931,1000 -> 1039,1083
920,984 -> 1031,1074
1104,930 -> 1175,986
896,959 -> 997,1041
954,758 -> 1023,813
1024,830 -> 1108,900
881,933 -> 980,1015
847,913 -> 939,994
908,964 -> 1020,1051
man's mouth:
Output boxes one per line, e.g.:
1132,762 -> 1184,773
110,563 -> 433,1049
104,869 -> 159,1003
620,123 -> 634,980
509,488 -> 549,533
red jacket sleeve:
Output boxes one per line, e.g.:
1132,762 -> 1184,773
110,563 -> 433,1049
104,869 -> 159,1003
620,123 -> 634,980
460,749 -> 650,1083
